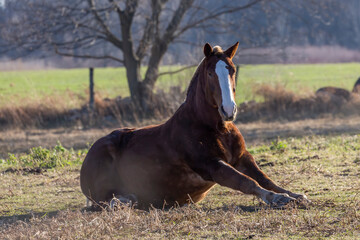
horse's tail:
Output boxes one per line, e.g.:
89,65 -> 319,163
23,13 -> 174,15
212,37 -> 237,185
352,77 -> 360,93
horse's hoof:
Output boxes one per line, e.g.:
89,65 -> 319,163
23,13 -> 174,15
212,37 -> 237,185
294,194 -> 312,208
291,193 -> 311,204
109,194 -> 138,210
270,193 -> 296,208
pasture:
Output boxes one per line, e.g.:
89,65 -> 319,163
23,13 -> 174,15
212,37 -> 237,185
0,62 -> 359,238
0,63 -> 359,108
0,134 -> 359,239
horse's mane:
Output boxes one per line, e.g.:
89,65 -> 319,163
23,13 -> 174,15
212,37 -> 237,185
185,47 -> 223,100
212,46 -> 223,55
186,58 -> 205,100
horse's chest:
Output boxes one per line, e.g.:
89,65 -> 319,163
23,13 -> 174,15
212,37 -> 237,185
209,137 -> 234,163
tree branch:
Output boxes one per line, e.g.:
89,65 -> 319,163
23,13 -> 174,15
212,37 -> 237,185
87,0 -> 123,49
136,0 -> 168,60
161,0 -> 195,44
157,64 -> 197,77
142,0 -> 195,88
174,0 -> 263,39
55,46 -> 124,63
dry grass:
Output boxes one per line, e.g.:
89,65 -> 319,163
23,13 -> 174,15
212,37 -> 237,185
0,90 -> 86,129
1,134 -> 359,239
0,103 -> 67,129
0,86 -> 185,130
2,202 -> 359,239
2,83 -> 360,130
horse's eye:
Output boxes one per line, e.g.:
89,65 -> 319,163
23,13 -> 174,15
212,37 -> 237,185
233,88 -> 236,92
208,72 -> 212,77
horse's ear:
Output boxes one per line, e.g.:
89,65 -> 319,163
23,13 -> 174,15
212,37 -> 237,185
224,42 -> 239,59
203,43 -> 213,58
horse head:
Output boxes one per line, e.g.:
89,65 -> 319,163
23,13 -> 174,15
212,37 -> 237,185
202,42 -> 239,121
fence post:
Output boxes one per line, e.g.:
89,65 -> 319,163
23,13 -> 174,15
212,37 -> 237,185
89,67 -> 94,110
235,65 -> 240,86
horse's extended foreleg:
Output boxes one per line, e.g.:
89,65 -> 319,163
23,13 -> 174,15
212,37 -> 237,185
209,160 -> 296,207
234,151 -> 307,201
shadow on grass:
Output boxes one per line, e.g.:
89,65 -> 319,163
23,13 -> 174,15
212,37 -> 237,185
199,204 -> 260,213
0,206 -> 102,227
0,210 -> 60,226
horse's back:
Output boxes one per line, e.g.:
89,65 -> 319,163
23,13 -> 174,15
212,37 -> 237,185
316,86 -> 351,101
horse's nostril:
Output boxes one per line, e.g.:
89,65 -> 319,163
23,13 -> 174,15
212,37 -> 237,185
221,106 -> 227,117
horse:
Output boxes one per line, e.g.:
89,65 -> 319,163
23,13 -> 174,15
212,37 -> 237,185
352,77 -> 360,94
80,42 -> 307,210
316,77 -> 360,100
315,87 -> 351,102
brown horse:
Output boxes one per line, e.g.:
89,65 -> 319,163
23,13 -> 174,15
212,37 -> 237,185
353,77 -> 360,94
316,77 -> 360,101
80,42 -> 307,209
316,87 -> 351,101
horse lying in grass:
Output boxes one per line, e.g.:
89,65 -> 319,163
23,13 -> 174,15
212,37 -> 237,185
80,42 -> 307,209
353,77 -> 360,94
316,77 -> 360,101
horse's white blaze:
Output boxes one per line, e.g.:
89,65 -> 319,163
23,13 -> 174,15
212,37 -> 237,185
215,60 -> 236,116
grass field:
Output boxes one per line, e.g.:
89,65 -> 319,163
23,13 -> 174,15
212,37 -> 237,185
1,134 -> 359,239
1,63 -> 359,108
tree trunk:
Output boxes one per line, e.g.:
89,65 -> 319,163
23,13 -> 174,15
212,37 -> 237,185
124,57 -> 142,105
118,2 -> 143,109
89,67 -> 95,110
119,0 -> 194,115
140,39 -> 167,113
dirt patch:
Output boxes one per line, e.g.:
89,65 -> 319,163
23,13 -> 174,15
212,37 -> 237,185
237,116 -> 360,143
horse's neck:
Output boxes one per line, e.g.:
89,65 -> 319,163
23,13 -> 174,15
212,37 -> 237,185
178,63 -> 223,129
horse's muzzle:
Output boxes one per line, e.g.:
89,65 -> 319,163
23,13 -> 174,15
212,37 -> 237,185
220,105 -> 237,121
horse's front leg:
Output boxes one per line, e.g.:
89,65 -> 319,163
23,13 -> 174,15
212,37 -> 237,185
208,160 -> 297,207
234,151 -> 308,202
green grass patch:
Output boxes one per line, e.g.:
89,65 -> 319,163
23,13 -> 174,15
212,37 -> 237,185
0,142 -> 87,171
1,63 -> 359,108
0,66 -> 193,108
239,63 -> 360,97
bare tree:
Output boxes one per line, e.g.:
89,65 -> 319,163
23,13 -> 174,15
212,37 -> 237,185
1,0 -> 345,112
1,0 -> 262,112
